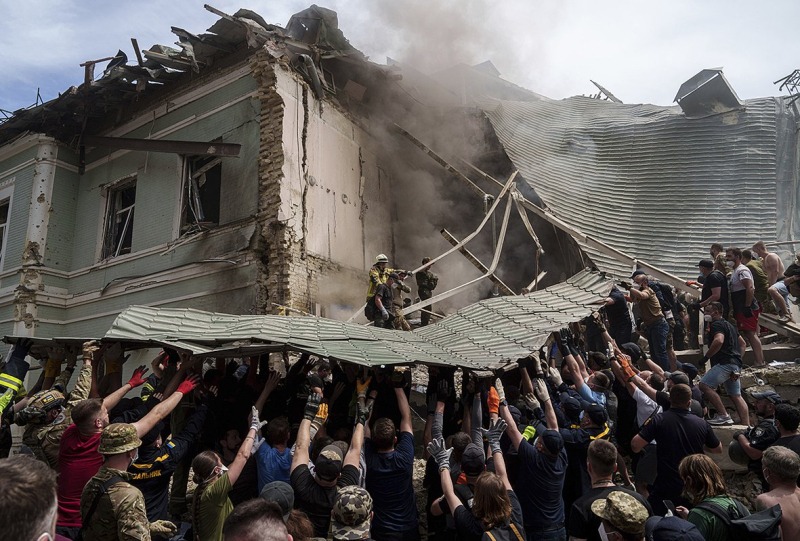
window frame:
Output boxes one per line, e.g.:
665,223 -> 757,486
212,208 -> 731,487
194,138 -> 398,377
0,182 -> 14,271
180,154 -> 223,233
100,174 -> 137,261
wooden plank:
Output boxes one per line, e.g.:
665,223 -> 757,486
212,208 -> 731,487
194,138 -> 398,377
759,313 -> 800,343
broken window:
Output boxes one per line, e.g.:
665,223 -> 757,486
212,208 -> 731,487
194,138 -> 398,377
0,198 -> 9,266
102,177 -> 136,259
182,155 -> 221,231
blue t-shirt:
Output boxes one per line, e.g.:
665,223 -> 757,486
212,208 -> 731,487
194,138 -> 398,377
364,431 -> 418,532
577,383 -> 607,407
256,445 -> 292,492
515,438 -> 567,530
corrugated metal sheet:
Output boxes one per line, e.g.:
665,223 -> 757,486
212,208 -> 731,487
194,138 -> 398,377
102,270 -> 613,369
483,95 -> 795,279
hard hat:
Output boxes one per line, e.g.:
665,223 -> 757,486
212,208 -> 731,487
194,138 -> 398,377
375,254 -> 388,263
728,439 -> 749,466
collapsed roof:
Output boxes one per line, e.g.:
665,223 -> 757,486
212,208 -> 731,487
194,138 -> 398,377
100,270 -> 613,369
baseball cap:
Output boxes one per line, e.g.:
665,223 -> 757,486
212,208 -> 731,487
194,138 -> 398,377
591,490 -> 649,535
331,485 -> 373,541
631,270 -> 646,279
388,272 -> 400,280
315,444 -> 344,481
664,372 -> 690,386
619,343 -> 644,364
460,443 -> 485,476
561,396 -> 582,421
698,259 -> 714,269
539,429 -> 564,455
259,481 -> 294,522
585,403 -> 609,426
645,515 -> 704,541
750,390 -> 784,404
678,362 -> 699,382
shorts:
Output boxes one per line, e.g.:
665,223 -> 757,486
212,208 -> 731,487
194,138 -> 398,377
700,363 -> 741,396
734,307 -> 760,332
772,280 -> 789,297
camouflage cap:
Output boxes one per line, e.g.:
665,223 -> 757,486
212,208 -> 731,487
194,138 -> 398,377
590,490 -> 649,535
331,485 -> 373,541
98,423 -> 142,455
28,389 -> 65,413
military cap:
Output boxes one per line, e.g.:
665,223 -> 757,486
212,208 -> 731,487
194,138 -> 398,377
28,389 -> 65,413
750,389 -> 784,405
98,423 -> 142,455
591,490 -> 649,535
331,485 -> 373,541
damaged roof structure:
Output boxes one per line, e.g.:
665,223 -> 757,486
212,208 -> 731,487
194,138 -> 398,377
0,4 -> 798,367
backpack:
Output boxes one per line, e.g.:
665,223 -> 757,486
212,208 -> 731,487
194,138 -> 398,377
695,498 -> 781,541
483,522 -> 525,541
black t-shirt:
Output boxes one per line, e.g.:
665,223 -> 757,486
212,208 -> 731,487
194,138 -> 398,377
772,434 -> 800,455
746,418 -> 780,474
638,409 -> 720,501
606,288 -> 631,325
515,438 -> 567,529
568,486 -> 652,541
290,463 -> 360,538
454,490 -> 524,541
701,270 -> 730,316
707,318 -> 741,367
373,283 -> 392,313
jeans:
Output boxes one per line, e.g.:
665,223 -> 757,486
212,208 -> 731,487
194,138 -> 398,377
645,317 -> 669,370
610,320 -> 633,346
526,525 -> 566,541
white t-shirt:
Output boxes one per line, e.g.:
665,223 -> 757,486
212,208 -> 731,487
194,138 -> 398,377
632,387 -> 661,428
730,263 -> 752,293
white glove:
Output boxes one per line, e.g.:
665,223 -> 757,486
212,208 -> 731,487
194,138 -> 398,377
523,392 -> 540,410
494,378 -> 506,403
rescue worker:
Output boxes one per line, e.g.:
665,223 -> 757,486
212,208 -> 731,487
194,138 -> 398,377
365,254 -> 407,320
372,273 -> 397,328
391,271 -> 412,331
731,389 -> 782,491
415,257 -> 439,327
0,338 -> 33,420
17,350 -> 88,470
80,423 -> 178,541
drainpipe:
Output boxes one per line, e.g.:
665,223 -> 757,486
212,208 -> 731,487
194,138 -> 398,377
14,138 -> 58,336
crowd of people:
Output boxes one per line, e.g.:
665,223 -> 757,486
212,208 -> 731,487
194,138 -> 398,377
0,243 -> 798,541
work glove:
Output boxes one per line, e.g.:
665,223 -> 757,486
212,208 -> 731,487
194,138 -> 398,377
356,400 -> 372,426
482,418 -> 508,455
233,363 -> 249,381
149,520 -> 178,537
126,365 -> 149,388
555,330 -> 570,357
522,424 -> 537,441
391,370 -> 406,388
522,392 -> 540,411
310,403 -> 329,433
381,308 -> 389,321
494,379 -> 506,404
82,340 -> 100,360
436,379 -> 450,403
304,393 -> 322,421
0,388 -> 17,418
427,437 -> 451,471
487,386 -> 500,415
547,366 -> 563,387
534,379 -> 551,403
249,406 -> 267,433
356,376 -> 372,399
176,374 -> 200,395
426,391 -> 437,416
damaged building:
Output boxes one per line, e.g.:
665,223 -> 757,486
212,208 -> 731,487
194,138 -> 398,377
0,5 -> 798,343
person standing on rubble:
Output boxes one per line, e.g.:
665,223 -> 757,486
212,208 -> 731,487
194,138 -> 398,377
415,257 -> 439,327
372,273 -> 397,329
726,247 -> 765,366
753,241 -> 794,323
391,272 -> 412,331
624,271 -> 670,371
742,249 -> 775,315
710,243 -> 729,276
365,254 -> 405,320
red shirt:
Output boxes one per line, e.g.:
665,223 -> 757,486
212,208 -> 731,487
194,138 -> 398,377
57,424 -> 103,527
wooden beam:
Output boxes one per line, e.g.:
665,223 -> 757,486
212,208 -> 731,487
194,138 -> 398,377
758,313 -> 800,343
84,136 -> 241,157
440,228 -> 515,296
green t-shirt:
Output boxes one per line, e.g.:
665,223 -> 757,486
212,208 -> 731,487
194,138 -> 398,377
687,495 -> 739,541
195,472 -> 233,541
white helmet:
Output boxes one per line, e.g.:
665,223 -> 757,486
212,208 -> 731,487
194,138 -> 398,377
375,254 -> 389,263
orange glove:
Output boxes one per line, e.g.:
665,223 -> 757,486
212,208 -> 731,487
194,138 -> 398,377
487,386 -> 500,415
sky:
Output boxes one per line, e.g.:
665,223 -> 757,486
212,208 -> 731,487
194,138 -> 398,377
2,0 -> 799,114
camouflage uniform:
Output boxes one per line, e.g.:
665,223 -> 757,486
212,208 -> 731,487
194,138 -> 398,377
81,424 -> 150,541
22,360 -> 90,470
391,280 -> 412,331
415,268 -> 438,326
80,466 -> 152,541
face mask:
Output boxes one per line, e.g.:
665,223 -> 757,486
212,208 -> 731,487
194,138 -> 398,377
704,314 -> 712,322
598,523 -> 610,541
36,534 -> 53,541
726,260 -> 735,269
131,450 -> 139,463
391,283 -> 398,289
631,283 -> 641,290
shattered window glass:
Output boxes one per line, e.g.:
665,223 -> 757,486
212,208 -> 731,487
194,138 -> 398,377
102,178 -> 136,259
182,155 -> 221,231
0,198 -> 9,265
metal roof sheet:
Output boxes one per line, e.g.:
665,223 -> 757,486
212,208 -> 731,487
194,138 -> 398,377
102,270 -> 613,370
483,95 -> 798,279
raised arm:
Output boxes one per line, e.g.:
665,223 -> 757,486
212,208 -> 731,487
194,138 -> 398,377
131,374 -> 199,438
103,365 -> 149,411
534,379 -> 558,429
344,398 -> 369,468
499,401 -> 523,451
428,438 -> 462,515
254,371 -> 281,414
394,380 -> 413,435
485,418 -> 511,490
227,406 -> 262,486
291,393 -> 321,472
